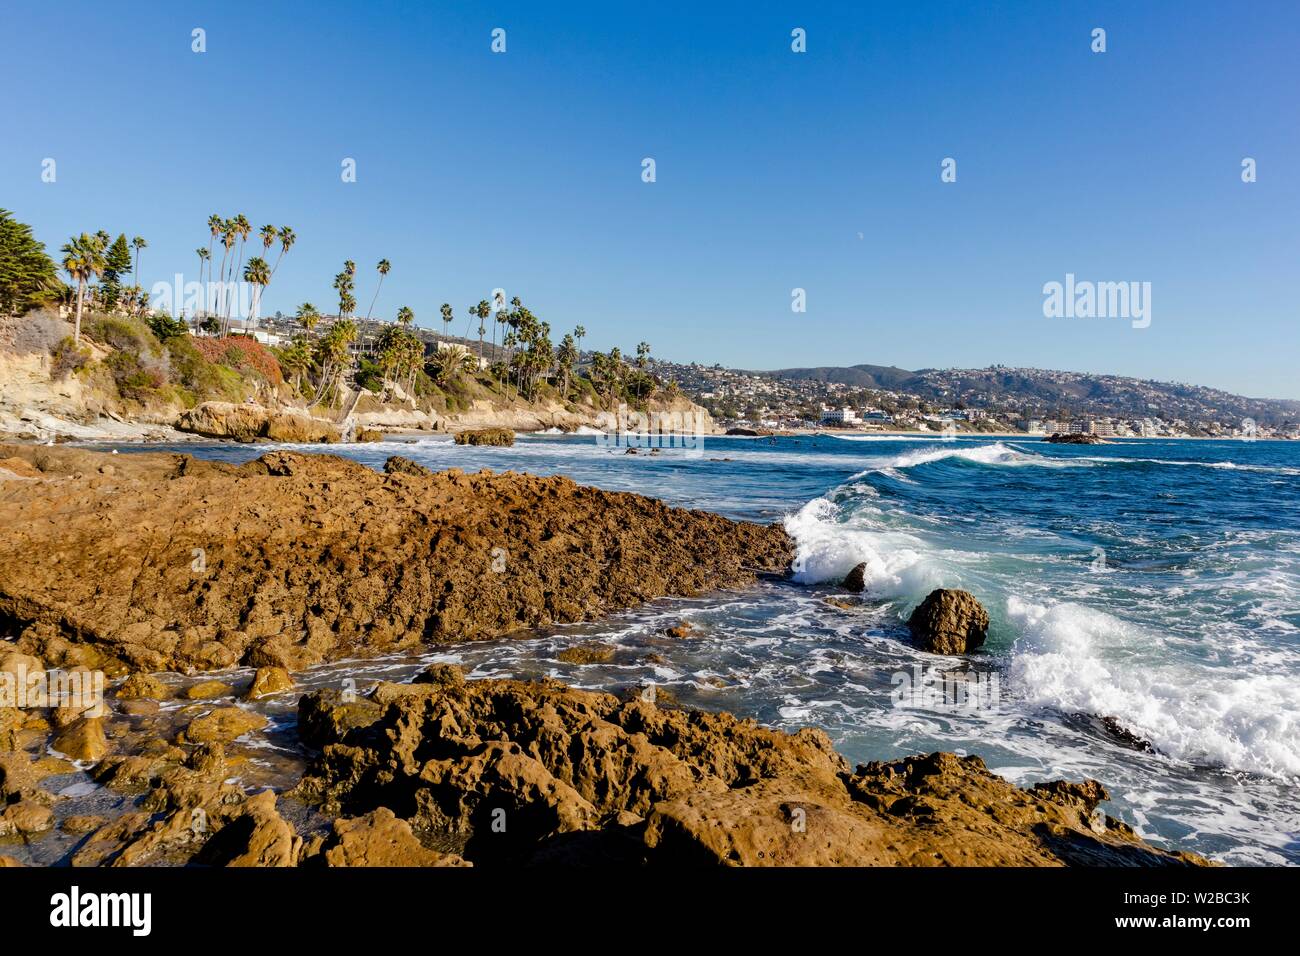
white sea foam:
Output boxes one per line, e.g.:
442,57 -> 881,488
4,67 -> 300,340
1006,596 -> 1300,779
784,495 -> 949,596
886,442 -> 1083,470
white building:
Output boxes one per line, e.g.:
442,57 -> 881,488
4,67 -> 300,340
820,407 -> 859,425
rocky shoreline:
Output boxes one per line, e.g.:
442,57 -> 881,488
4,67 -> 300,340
0,446 -> 1210,867
0,445 -> 790,674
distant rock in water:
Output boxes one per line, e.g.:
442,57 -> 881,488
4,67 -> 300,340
907,588 -> 989,654
454,427 -> 514,446
842,562 -> 868,593
1044,432 -> 1106,445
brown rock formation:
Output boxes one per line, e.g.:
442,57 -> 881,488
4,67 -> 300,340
51,717 -> 109,762
557,644 -> 616,664
310,808 -> 471,867
289,670 -> 1207,867
0,445 -> 792,674
454,427 -> 514,446
176,401 -> 341,443
907,588 -> 990,654
246,666 -> 294,699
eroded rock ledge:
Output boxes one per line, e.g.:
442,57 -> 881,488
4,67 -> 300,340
0,445 -> 792,674
287,668 -> 1208,867
0,668 -> 1210,867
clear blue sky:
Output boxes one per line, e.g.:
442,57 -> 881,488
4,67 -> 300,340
5,1 -> 1298,398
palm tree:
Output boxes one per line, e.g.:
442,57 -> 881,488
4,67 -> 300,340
440,302 -> 453,339
574,325 -> 586,357
366,259 -> 390,321
206,214 -> 222,315
428,343 -> 477,385
490,289 -> 507,352
243,257 -> 271,328
472,300 -> 490,361
60,233 -> 107,344
270,226 -> 295,278
229,214 -> 251,326
495,310 -> 508,361
131,237 -> 147,294
557,333 -> 578,398
218,219 -> 237,331
396,305 -> 414,327
296,302 -> 320,339
195,248 -> 210,323
259,224 -> 277,265
333,266 -> 355,320
634,341 -> 653,402
311,318 -> 359,407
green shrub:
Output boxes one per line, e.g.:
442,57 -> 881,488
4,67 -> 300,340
146,311 -> 189,341
354,359 -> 385,393
105,350 -> 165,400
49,336 -> 90,379
165,335 -> 245,402
84,314 -> 159,356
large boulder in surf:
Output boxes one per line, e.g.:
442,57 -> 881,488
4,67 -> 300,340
454,427 -> 514,446
1044,432 -> 1104,445
842,563 -> 868,593
907,588 -> 989,654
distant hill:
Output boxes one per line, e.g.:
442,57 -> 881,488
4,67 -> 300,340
757,364 -> 1300,427
747,364 -> 924,391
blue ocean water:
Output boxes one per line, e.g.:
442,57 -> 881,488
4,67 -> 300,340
105,432 -> 1300,864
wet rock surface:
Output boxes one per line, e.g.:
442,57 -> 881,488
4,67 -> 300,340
842,562 -> 868,593
907,588 -> 990,654
0,445 -> 792,674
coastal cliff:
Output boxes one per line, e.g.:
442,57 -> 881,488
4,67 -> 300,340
0,312 -> 720,442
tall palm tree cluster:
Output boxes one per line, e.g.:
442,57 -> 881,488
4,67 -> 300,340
585,341 -> 661,410
50,228 -> 155,342
196,214 -> 294,336
374,306 -> 424,394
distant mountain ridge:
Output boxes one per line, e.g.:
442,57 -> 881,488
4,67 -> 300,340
751,364 -> 1300,427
